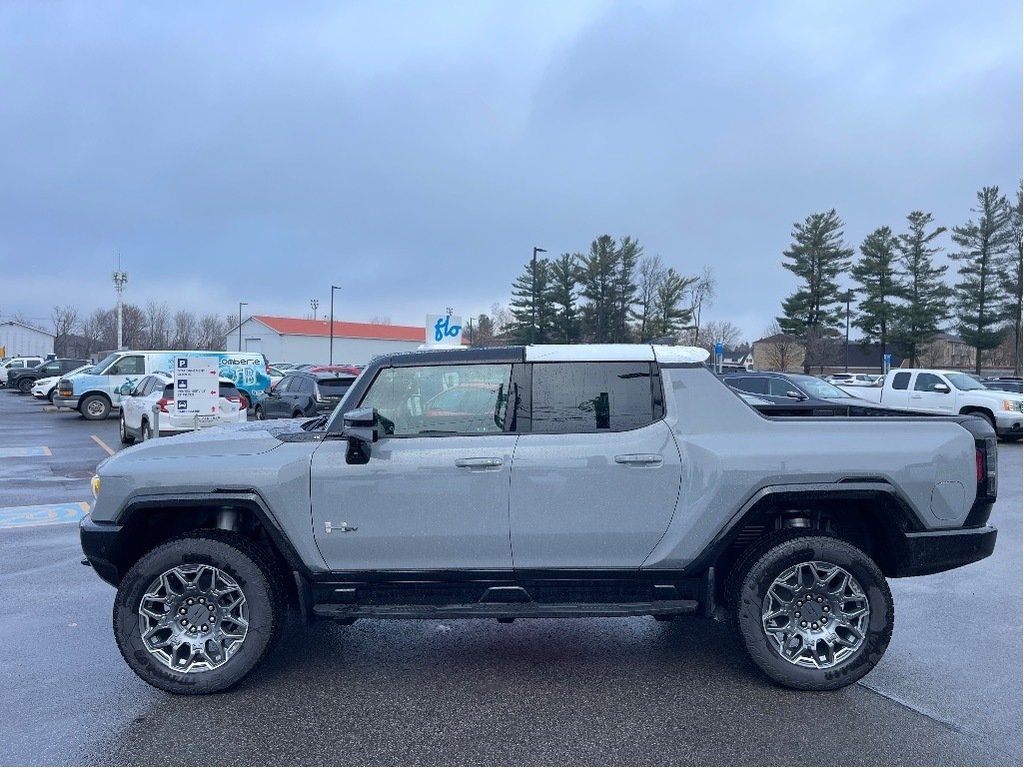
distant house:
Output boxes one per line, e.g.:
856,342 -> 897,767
722,346 -> 753,371
225,315 -> 428,365
0,319 -> 55,359
915,333 -> 976,369
751,333 -> 805,372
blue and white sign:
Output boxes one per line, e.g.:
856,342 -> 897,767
426,314 -> 463,347
714,341 -> 724,356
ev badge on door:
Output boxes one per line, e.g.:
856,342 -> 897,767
325,521 -> 358,534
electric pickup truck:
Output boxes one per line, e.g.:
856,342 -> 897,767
81,344 -> 999,694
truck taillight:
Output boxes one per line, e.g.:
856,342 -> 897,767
977,437 -> 998,498
156,398 -> 171,413
976,449 -> 983,483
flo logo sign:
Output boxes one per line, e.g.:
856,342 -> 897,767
426,314 -> 463,347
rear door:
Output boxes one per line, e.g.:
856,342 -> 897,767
509,362 -> 681,569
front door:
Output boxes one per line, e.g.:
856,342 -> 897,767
310,362 -> 517,571
909,372 -> 953,413
509,362 -> 682,569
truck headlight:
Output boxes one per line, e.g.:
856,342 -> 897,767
1003,400 -> 1023,413
91,475 -> 101,499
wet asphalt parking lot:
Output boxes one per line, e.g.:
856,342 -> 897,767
0,388 -> 1020,766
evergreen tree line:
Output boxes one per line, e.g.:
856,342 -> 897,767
485,234 -> 715,345
779,183 -> 1023,375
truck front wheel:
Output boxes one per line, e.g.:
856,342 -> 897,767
731,534 -> 893,690
113,531 -> 283,695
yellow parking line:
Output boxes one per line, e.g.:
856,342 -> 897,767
91,435 -> 115,456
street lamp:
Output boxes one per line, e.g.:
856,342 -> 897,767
531,246 -> 546,344
329,285 -> 341,364
238,302 -> 248,352
112,269 -> 128,349
310,298 -> 319,320
843,291 -> 853,372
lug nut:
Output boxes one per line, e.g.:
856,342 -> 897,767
187,599 -> 194,605
801,621 -> 808,628
795,612 -> 801,617
201,625 -> 208,632
179,608 -> 186,615
817,596 -> 823,603
823,606 -> 830,612
812,623 -> 819,629
198,598 -> 205,604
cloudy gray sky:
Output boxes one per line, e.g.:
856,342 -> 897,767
0,0 -> 1020,342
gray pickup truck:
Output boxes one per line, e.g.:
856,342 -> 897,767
81,344 -> 998,695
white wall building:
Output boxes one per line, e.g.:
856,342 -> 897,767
225,315 -> 426,365
0,320 -> 55,358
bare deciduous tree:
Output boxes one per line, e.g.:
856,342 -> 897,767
51,304 -> 79,356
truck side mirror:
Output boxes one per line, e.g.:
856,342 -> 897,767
932,383 -> 951,394
343,407 -> 379,464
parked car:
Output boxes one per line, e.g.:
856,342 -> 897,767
32,363 -> 93,401
83,343 -> 997,694
307,365 -> 362,375
983,377 -> 1023,394
252,371 -> 357,419
825,372 -> 880,386
722,371 -> 868,405
118,374 -> 246,444
852,369 -> 1022,441
7,357 -> 89,393
0,356 -> 44,386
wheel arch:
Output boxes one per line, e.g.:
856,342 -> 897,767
697,483 -> 921,601
98,492 -> 306,611
959,405 -> 995,424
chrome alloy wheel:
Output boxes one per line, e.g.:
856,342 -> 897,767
138,564 -> 249,673
761,560 -> 869,669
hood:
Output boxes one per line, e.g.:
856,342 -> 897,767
96,419 -> 313,471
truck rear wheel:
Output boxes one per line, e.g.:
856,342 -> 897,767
731,534 -> 893,690
113,531 -> 283,695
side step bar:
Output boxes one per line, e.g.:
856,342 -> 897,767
312,599 -> 699,621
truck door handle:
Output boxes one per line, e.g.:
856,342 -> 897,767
615,454 -> 663,466
911,395 -> 922,399
454,457 -> 504,469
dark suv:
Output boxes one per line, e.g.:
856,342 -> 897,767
7,357 -> 89,393
252,370 -> 357,419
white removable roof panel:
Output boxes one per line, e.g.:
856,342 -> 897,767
524,344 -> 709,364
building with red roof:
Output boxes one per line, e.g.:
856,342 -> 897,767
226,314 -> 427,365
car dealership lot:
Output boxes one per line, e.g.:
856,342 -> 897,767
0,391 -> 1020,765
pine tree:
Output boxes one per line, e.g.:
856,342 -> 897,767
611,236 -> 642,342
950,186 -> 1014,374
578,235 -> 619,342
547,253 -> 581,343
508,258 -> 555,344
851,226 -> 903,372
1000,183 -> 1023,375
651,269 -> 696,338
777,209 -> 854,373
893,211 -> 951,366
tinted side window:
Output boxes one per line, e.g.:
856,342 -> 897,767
108,355 -> 144,375
295,377 -> 315,395
729,376 -> 768,395
915,373 -> 944,392
532,362 -> 656,434
276,377 -> 295,393
892,372 -> 911,390
360,364 -> 512,436
768,378 -> 796,397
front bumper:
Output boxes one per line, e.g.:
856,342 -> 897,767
994,411 -> 1022,438
80,513 -> 122,586
53,394 -> 81,410
890,525 -> 997,577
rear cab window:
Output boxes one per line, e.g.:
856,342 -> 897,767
531,362 -> 657,433
891,372 -> 911,390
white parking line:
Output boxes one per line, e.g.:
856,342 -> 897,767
0,446 -> 51,458
0,501 -> 90,529
90,435 -> 115,456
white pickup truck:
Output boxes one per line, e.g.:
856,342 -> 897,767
846,369 -> 1022,441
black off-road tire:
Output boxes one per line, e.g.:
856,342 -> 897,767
113,530 -> 284,695
730,533 -> 893,691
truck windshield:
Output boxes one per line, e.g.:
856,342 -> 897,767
945,373 -> 987,391
90,353 -> 119,372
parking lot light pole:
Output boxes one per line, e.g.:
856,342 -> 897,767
844,291 -> 853,372
238,302 -> 248,352
329,285 -> 341,365
531,247 -> 546,344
